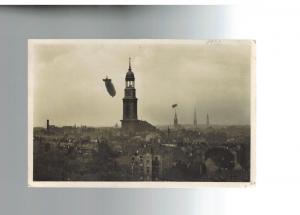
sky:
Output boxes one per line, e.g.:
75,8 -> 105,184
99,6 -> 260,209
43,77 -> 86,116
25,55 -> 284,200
29,40 -> 253,127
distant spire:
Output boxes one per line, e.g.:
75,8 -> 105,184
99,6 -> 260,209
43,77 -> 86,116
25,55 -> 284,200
194,107 -> 197,128
129,57 -> 131,70
174,110 -> 178,127
206,113 -> 210,128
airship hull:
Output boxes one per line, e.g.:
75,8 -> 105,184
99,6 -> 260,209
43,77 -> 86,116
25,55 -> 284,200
103,78 -> 116,97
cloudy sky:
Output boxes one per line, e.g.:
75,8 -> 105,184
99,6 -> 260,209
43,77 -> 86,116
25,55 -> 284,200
30,40 -> 253,127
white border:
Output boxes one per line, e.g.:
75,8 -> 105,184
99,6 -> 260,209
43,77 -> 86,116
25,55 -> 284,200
28,39 -> 256,188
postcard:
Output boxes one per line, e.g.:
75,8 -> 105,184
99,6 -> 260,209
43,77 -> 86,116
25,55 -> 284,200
28,39 -> 255,187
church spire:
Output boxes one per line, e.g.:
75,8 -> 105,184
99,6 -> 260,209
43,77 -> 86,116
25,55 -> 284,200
206,113 -> 210,128
128,57 -> 131,71
194,107 -> 197,129
174,110 -> 178,128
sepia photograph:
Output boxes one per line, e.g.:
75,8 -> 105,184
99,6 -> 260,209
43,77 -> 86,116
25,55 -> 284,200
28,39 -> 255,187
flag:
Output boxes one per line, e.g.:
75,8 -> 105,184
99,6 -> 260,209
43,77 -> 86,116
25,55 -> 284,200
172,104 -> 178,108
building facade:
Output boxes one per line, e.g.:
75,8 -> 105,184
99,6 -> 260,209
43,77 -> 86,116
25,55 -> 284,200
130,153 -> 162,181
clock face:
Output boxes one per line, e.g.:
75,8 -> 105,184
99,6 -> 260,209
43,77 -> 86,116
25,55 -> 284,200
125,89 -> 135,97
125,90 -> 132,97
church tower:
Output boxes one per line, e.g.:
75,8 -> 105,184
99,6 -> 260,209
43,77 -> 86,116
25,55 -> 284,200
174,110 -> 178,128
121,58 -> 156,133
121,58 -> 138,130
194,108 -> 197,129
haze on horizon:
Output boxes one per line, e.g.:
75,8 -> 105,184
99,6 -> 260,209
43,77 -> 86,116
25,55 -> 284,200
30,40 -> 253,127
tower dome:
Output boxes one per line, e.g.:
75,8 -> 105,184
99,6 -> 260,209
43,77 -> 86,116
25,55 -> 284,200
126,57 -> 135,81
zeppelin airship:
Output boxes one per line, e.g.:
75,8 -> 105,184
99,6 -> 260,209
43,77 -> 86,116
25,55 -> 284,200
102,76 -> 116,97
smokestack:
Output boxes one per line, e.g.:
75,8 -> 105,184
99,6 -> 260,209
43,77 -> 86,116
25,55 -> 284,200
46,119 -> 49,131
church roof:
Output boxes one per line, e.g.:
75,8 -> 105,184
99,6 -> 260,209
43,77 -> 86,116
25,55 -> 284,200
126,70 -> 135,81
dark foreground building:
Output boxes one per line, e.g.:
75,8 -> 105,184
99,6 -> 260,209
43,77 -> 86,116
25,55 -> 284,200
121,58 -> 156,133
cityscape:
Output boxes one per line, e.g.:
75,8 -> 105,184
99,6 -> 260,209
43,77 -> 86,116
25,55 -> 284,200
33,56 -> 251,182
